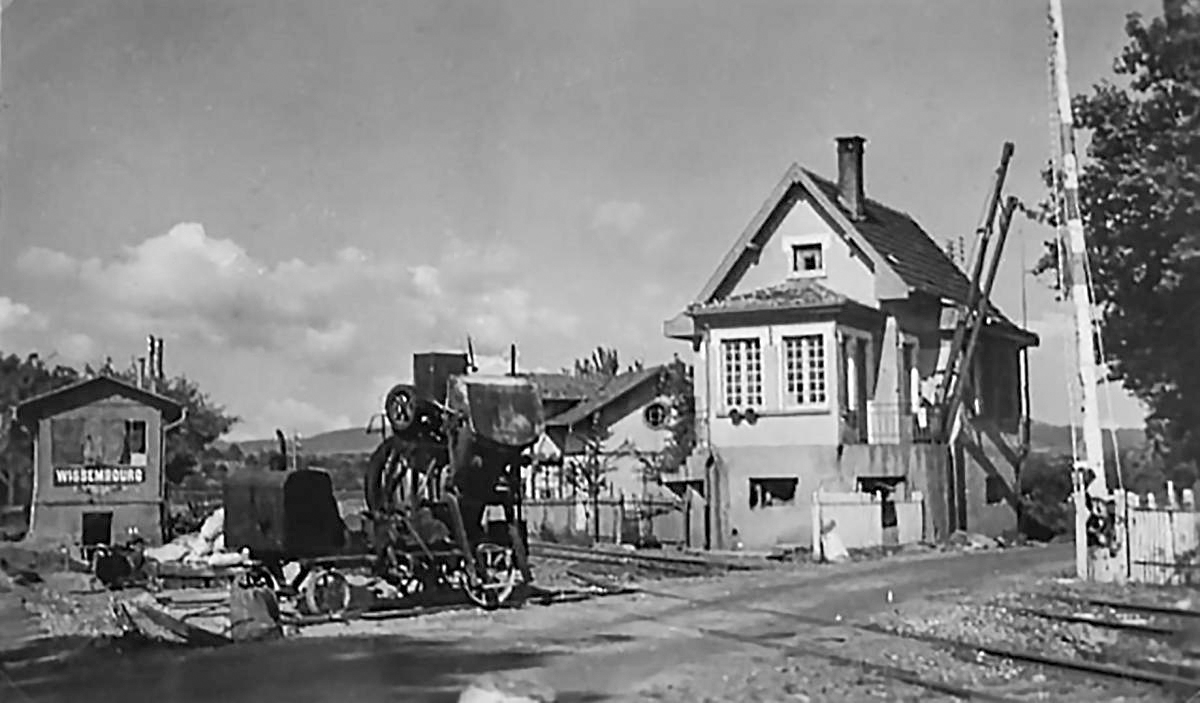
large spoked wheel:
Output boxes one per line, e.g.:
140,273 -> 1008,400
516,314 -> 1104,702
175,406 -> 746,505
384,384 -> 418,433
461,542 -> 519,611
365,439 -> 409,513
301,567 -> 352,617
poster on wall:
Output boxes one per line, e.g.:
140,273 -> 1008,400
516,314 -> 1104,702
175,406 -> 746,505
49,417 -> 150,490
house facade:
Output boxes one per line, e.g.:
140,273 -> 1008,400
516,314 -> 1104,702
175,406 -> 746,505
15,375 -> 184,548
663,136 -> 1038,551
527,366 -> 675,502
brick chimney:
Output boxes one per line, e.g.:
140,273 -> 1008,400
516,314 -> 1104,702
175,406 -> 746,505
836,136 -> 867,221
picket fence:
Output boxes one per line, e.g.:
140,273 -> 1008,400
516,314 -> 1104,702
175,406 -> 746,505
169,487 -> 683,547
1095,484 -> 1200,586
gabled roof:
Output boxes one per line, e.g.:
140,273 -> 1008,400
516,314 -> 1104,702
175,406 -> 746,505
668,156 -> 1037,346
546,365 -> 666,430
802,170 -> 978,305
15,375 -> 184,428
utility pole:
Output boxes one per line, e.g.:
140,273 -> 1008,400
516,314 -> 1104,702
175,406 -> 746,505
1048,0 -> 1112,580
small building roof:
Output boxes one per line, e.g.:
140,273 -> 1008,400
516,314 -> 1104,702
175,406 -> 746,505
547,365 -> 667,430
520,372 -> 606,401
15,375 -> 184,428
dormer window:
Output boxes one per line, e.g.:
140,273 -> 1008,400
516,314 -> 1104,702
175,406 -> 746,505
792,243 -> 825,277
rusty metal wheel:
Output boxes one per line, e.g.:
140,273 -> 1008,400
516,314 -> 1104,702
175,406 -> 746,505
237,564 -> 279,592
301,567 -> 351,617
461,542 -> 518,610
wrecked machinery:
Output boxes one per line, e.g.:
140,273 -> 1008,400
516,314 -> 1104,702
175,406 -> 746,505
222,351 -> 545,615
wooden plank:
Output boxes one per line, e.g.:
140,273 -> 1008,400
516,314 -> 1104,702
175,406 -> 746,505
1127,494 -> 1147,584
957,431 -> 1021,511
1170,507 -> 1195,586
973,416 -> 1022,470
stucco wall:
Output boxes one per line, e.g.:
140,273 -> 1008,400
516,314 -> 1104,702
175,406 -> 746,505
687,441 -> 957,550
602,399 -> 670,499
30,503 -> 161,546
703,321 -> 840,448
30,397 -> 166,545
731,197 -> 878,307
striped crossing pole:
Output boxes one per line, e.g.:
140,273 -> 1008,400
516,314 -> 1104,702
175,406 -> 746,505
1049,0 -> 1107,497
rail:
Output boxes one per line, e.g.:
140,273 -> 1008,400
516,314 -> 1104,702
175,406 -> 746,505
559,572 -> 1200,700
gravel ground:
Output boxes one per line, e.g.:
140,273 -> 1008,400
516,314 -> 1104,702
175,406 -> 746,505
11,539 -> 1185,703
867,574 -> 1196,702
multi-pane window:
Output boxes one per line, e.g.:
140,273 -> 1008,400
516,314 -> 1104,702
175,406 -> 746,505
721,338 -> 763,409
783,334 -> 827,406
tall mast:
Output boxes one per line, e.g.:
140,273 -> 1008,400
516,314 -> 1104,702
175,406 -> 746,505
1048,0 -> 1106,494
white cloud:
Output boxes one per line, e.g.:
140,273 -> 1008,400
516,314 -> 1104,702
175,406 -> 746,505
16,223 -> 588,442
591,200 -> 646,234
15,223 -> 418,366
0,297 -> 45,334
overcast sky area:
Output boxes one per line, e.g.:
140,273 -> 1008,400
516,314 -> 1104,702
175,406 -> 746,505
0,0 -> 1160,440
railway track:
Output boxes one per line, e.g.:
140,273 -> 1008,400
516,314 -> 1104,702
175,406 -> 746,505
528,540 -> 755,576
556,573 -> 1200,701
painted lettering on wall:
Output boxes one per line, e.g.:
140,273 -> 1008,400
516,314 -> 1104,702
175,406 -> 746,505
53,465 -> 146,487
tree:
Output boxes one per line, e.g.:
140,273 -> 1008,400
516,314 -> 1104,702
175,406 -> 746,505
0,352 -> 81,505
656,356 -> 696,478
96,362 -> 241,483
0,353 -> 240,490
1031,2 -> 1200,471
153,375 -> 241,483
567,346 -> 644,379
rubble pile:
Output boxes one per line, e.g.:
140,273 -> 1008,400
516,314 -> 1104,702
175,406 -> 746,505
143,508 -> 248,569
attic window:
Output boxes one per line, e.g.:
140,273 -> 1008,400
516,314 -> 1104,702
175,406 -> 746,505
792,243 -> 825,277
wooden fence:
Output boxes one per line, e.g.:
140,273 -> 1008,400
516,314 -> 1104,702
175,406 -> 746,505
169,487 -> 683,547
522,497 -> 685,546
1101,486 -> 1200,586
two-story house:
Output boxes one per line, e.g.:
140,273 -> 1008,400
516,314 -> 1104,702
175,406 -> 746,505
663,136 -> 1039,551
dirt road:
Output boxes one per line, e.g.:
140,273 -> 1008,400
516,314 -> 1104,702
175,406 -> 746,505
3,544 -> 1082,702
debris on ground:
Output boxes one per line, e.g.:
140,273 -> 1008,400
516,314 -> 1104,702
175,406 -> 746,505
143,507 -> 249,569
945,530 -> 1003,551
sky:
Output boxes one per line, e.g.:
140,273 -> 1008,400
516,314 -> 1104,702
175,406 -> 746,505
0,0 -> 1162,440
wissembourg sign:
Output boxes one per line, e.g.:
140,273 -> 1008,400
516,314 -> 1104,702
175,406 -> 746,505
53,466 -> 146,487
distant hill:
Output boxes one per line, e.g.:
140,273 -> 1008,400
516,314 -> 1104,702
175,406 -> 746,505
225,419 -> 1147,458
1028,420 -> 1146,457
235,427 -> 381,456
